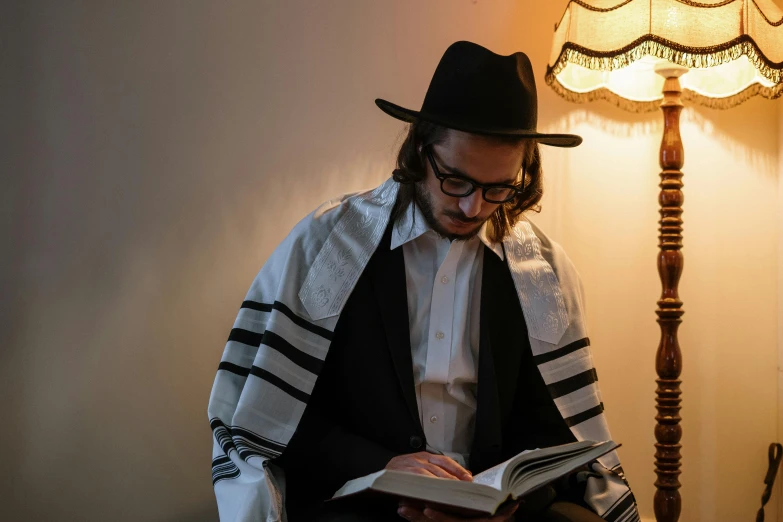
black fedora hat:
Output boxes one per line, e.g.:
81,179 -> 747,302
376,41 -> 582,148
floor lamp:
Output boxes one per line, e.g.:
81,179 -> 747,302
545,1 -> 783,522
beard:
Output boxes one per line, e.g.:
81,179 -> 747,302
413,183 -> 486,241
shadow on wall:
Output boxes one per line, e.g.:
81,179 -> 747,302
541,97 -> 780,179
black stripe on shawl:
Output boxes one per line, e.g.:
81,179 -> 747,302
209,416 -> 288,458
218,361 -> 250,377
262,331 -> 324,375
270,301 -> 334,341
210,418 -> 237,456
603,492 -> 637,522
249,366 -> 310,403
610,464 -> 627,478
231,426 -> 286,455
210,418 -> 288,461
237,446 -> 281,461
211,455 -> 240,486
546,368 -> 598,399
599,488 -> 631,516
618,507 -> 641,522
226,330 -> 324,376
240,300 -> 334,341
212,469 -> 240,486
563,403 -> 604,427
228,328 -> 263,347
212,455 -> 232,467
241,300 -> 273,312
532,338 -> 590,366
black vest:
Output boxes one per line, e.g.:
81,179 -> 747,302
277,225 -> 575,513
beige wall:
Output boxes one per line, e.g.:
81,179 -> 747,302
2,1 -> 780,521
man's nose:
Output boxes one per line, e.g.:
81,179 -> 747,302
459,191 -> 483,218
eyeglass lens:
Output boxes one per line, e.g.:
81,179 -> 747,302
441,177 -> 515,203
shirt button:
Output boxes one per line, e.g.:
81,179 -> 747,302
435,331 -> 445,340
430,415 -> 438,423
441,276 -> 449,284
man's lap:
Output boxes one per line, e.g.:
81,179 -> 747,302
290,498 -> 604,522
289,495 -> 401,521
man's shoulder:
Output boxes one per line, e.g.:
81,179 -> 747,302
286,184 -> 387,244
288,194 -> 350,242
266,179 -> 397,278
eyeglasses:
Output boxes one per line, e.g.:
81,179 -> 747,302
425,146 -> 524,204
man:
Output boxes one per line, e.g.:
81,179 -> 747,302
208,41 -> 639,522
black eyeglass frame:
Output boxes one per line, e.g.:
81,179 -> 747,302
424,146 -> 525,204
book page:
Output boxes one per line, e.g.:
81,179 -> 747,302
471,464 -> 504,489
472,449 -> 533,490
331,469 -> 503,515
511,441 -> 619,497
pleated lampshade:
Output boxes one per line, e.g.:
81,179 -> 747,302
546,0 -> 783,112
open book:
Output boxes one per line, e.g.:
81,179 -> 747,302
331,440 -> 618,516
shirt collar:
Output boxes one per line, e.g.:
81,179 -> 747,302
390,203 -> 505,260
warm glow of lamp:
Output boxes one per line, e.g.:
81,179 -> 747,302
546,2 -> 783,522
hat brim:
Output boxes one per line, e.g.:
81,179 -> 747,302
375,99 -> 582,148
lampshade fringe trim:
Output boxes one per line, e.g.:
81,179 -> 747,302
546,74 -> 783,112
546,35 -> 783,111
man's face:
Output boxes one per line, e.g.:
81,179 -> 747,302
415,129 -> 528,241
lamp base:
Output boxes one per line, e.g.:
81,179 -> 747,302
654,68 -> 685,522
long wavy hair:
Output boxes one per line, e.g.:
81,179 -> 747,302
390,121 -> 543,243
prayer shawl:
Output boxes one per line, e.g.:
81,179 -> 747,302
208,178 -> 640,522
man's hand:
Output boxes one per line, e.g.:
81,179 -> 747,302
385,452 -> 473,481
397,499 -> 520,521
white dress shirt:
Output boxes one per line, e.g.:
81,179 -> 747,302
391,203 -> 504,468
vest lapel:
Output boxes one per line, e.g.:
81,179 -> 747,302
471,245 -> 526,472
486,246 -> 526,428
369,228 -> 422,432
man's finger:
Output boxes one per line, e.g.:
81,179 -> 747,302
420,462 -> 461,480
427,454 -> 473,481
402,467 -> 439,479
397,505 -> 429,522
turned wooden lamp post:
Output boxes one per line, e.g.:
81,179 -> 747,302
545,1 -> 783,521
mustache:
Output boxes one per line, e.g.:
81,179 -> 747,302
443,210 -> 480,223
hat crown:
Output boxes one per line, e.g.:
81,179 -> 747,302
421,41 -> 538,133
374,41 -> 582,147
